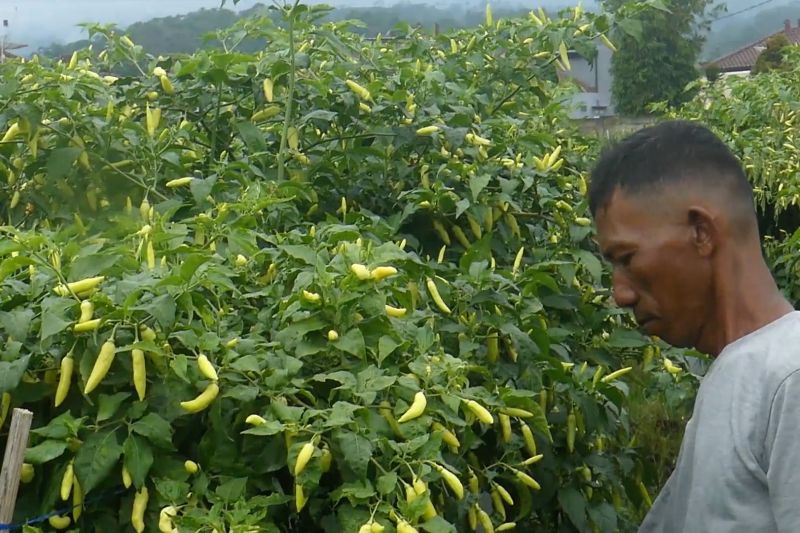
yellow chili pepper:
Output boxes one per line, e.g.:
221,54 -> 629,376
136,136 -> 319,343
73,318 -> 102,333
122,464 -> 132,488
263,79 -> 274,102
398,391 -> 426,423
197,354 -> 218,381
48,515 -> 71,530
385,305 -> 407,317
131,486 -> 148,533
431,462 -> 464,499
54,354 -> 74,407
416,125 -> 440,136
426,278 -> 451,314
60,460 -> 74,500
521,422 -> 537,456
370,266 -> 398,281
53,276 -> 105,296
294,441 -> 315,476
84,339 -> 116,394
499,413 -> 512,443
132,349 -> 146,401
464,399 -> 494,424
78,300 -> 94,323
432,422 -> 460,449
180,382 -> 219,413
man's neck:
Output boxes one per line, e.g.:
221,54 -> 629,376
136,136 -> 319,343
698,249 -> 794,357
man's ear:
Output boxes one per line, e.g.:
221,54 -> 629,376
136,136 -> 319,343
687,206 -> 716,257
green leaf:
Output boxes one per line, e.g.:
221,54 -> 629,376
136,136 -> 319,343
123,434 -> 154,489
335,503 -> 372,533
333,429 -> 373,480
359,366 -> 396,392
69,253 -> 119,280
142,294 -> 177,329
468,174 -> 491,201
588,502 -> 618,532
0,309 -> 34,340
455,198 -> 471,218
179,254 -> 209,282
376,472 -> 397,495
618,18 -> 643,41
313,370 -> 357,390
24,440 -> 67,464
300,109 -> 337,124
97,392 -> 131,422
131,413 -> 175,450
241,419 -> 285,436
215,477 -> 248,502
420,516 -> 457,533
0,256 -> 34,281
190,176 -> 216,205
605,329 -> 648,348
0,355 -> 31,394
229,355 -> 262,372
322,401 -> 360,428
558,487 -> 588,532
278,244 -> 317,265
236,121 -> 267,153
224,385 -> 259,402
46,147 -> 82,180
275,316 -> 326,345
74,428 -> 123,494
377,335 -> 400,363
31,412 -> 83,440
574,250 -> 603,283
334,328 -> 365,358
154,478 -> 190,502
40,297 -> 73,341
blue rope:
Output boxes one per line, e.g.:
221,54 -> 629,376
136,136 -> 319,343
0,487 -> 128,530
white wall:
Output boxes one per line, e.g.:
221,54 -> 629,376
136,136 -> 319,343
562,41 -> 615,119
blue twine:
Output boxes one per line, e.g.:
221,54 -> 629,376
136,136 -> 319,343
0,487 -> 128,530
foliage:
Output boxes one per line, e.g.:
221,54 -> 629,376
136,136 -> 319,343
703,63 -> 720,83
752,34 -> 791,75
0,3 -> 697,532
602,0 -> 718,116
662,47 -> 800,305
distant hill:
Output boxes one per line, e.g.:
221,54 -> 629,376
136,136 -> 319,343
36,0 -> 599,59
702,0 -> 800,62
34,0 -> 800,66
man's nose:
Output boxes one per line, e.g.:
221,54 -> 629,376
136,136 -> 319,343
612,270 -> 637,308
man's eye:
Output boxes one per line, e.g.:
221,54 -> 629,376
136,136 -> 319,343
618,253 -> 634,266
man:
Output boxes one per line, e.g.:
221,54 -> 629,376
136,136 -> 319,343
587,120 -> 800,532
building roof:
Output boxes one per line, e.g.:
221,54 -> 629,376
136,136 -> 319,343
710,19 -> 800,72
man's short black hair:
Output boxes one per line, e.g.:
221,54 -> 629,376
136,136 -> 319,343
588,120 -> 755,219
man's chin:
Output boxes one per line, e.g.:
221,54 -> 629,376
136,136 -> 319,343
640,319 -> 657,335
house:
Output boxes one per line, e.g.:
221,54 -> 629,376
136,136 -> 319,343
708,18 -> 800,76
0,19 -> 27,63
556,39 -> 616,119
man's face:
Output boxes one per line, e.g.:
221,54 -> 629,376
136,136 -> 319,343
594,188 -> 713,349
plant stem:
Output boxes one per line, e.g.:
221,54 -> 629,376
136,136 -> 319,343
277,3 -> 299,182
210,82 -> 223,165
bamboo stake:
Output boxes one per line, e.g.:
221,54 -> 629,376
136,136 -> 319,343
0,408 -> 33,527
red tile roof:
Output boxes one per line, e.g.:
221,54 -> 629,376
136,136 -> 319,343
710,21 -> 800,71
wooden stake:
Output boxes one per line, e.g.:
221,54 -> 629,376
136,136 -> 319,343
0,408 -> 33,527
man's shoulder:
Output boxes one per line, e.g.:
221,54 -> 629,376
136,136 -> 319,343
720,311 -> 800,385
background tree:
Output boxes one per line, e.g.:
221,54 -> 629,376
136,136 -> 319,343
602,0 -> 719,116
752,34 -> 791,74
704,62 -> 721,82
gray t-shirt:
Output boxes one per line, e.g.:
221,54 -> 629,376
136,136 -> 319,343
639,310 -> 800,533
